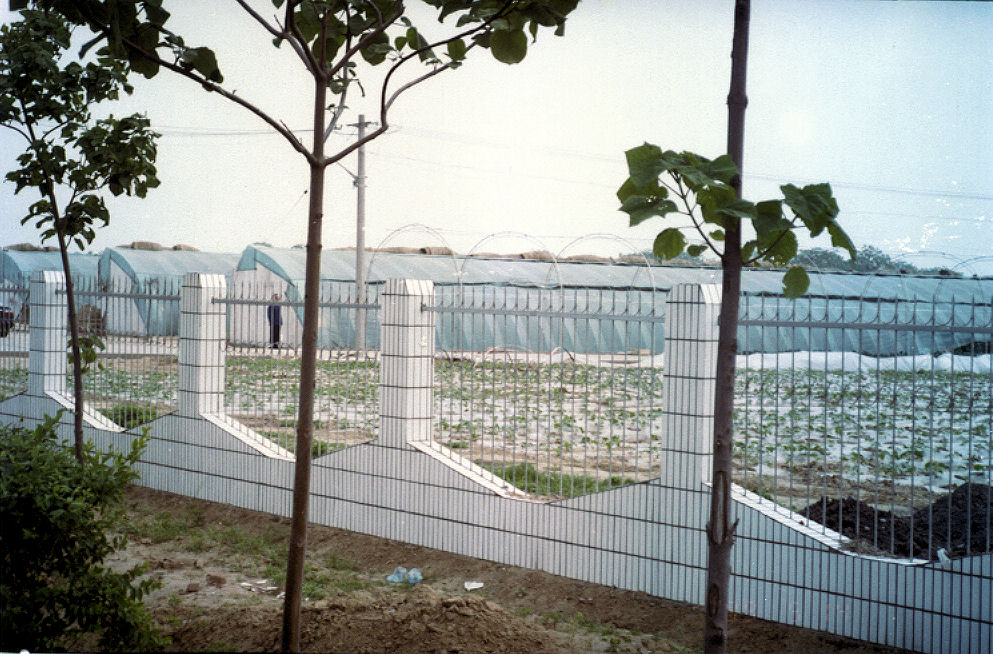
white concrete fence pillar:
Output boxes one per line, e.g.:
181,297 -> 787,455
27,270 -> 68,398
178,273 -> 227,418
660,283 -> 721,489
379,279 -> 435,448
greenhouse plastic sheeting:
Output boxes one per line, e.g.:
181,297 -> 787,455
0,250 -> 100,317
98,247 -> 241,336
237,246 -> 992,355
739,293 -> 993,356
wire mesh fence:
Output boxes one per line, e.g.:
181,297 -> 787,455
735,292 -> 993,560
2,270 -> 991,652
67,275 -> 181,429
221,280 -> 381,456
430,284 -> 666,499
0,279 -> 28,400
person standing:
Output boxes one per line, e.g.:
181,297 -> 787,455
266,293 -> 282,349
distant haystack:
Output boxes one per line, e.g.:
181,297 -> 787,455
563,254 -> 611,263
372,246 -> 420,254
419,246 -> 453,256
123,241 -> 164,251
519,250 -> 555,261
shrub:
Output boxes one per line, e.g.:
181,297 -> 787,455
0,416 -> 163,651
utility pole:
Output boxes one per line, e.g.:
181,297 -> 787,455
350,114 -> 375,351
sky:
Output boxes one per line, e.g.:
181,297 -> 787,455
2,0 -> 992,275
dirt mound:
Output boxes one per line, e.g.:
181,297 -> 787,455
159,585 -> 574,653
800,483 -> 992,559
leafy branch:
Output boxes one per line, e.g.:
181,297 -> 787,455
618,146 -> 855,297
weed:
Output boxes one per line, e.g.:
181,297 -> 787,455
481,462 -> 639,499
324,553 -> 357,571
98,403 -> 158,429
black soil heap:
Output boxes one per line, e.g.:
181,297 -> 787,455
799,483 -> 992,560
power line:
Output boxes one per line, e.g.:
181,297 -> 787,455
151,123 -> 993,201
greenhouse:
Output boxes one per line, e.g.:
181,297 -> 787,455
97,247 -> 241,336
1,243 -> 989,354
0,249 -> 99,321
232,245 -> 993,355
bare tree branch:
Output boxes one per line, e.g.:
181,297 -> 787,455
83,25 -> 316,164
286,0 -> 322,77
323,71 -> 350,141
674,177 -> 721,256
1,122 -> 31,141
271,5 -> 312,65
326,2 -> 405,81
233,0 -> 284,39
381,61 -> 453,118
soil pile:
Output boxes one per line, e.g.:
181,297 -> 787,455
800,482 -> 992,559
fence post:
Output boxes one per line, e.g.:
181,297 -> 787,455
661,283 -> 721,490
178,273 -> 227,418
27,270 -> 68,399
379,279 -> 435,448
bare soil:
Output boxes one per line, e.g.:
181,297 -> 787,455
117,486 -> 913,653
799,482 -> 992,560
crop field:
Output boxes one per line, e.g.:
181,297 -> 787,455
1,350 -> 989,505
735,362 -> 992,510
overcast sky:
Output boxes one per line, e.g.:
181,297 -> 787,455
2,0 -> 992,274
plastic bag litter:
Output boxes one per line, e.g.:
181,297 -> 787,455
386,566 -> 423,584
386,566 -> 408,583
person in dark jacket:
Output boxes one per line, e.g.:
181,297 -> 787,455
266,294 -> 282,348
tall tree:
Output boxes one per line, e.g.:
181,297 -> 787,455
28,2 -> 579,649
618,9 -> 853,654
1,8 -> 159,462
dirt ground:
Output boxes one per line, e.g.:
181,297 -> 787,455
800,483 -> 992,560
115,486 -> 913,654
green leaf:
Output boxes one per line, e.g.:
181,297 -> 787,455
691,153 -> 738,185
359,32 -> 389,65
686,244 -> 708,258
760,229 -> 798,266
447,38 -> 467,61
189,47 -> 222,83
624,143 -> 666,189
751,199 -> 788,235
619,193 -> 677,227
782,266 -> 810,298
827,221 -> 857,260
489,29 -> 527,64
617,176 -> 665,205
127,53 -> 159,79
653,228 -> 686,260
781,183 -> 838,236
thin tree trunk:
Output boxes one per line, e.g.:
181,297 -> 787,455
56,227 -> 85,463
705,236 -> 742,653
281,71 -> 328,654
46,184 -> 85,463
704,1 -> 749,652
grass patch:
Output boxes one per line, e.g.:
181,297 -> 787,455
136,510 -> 205,544
98,403 -> 159,428
481,462 -> 640,499
125,503 -> 377,600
